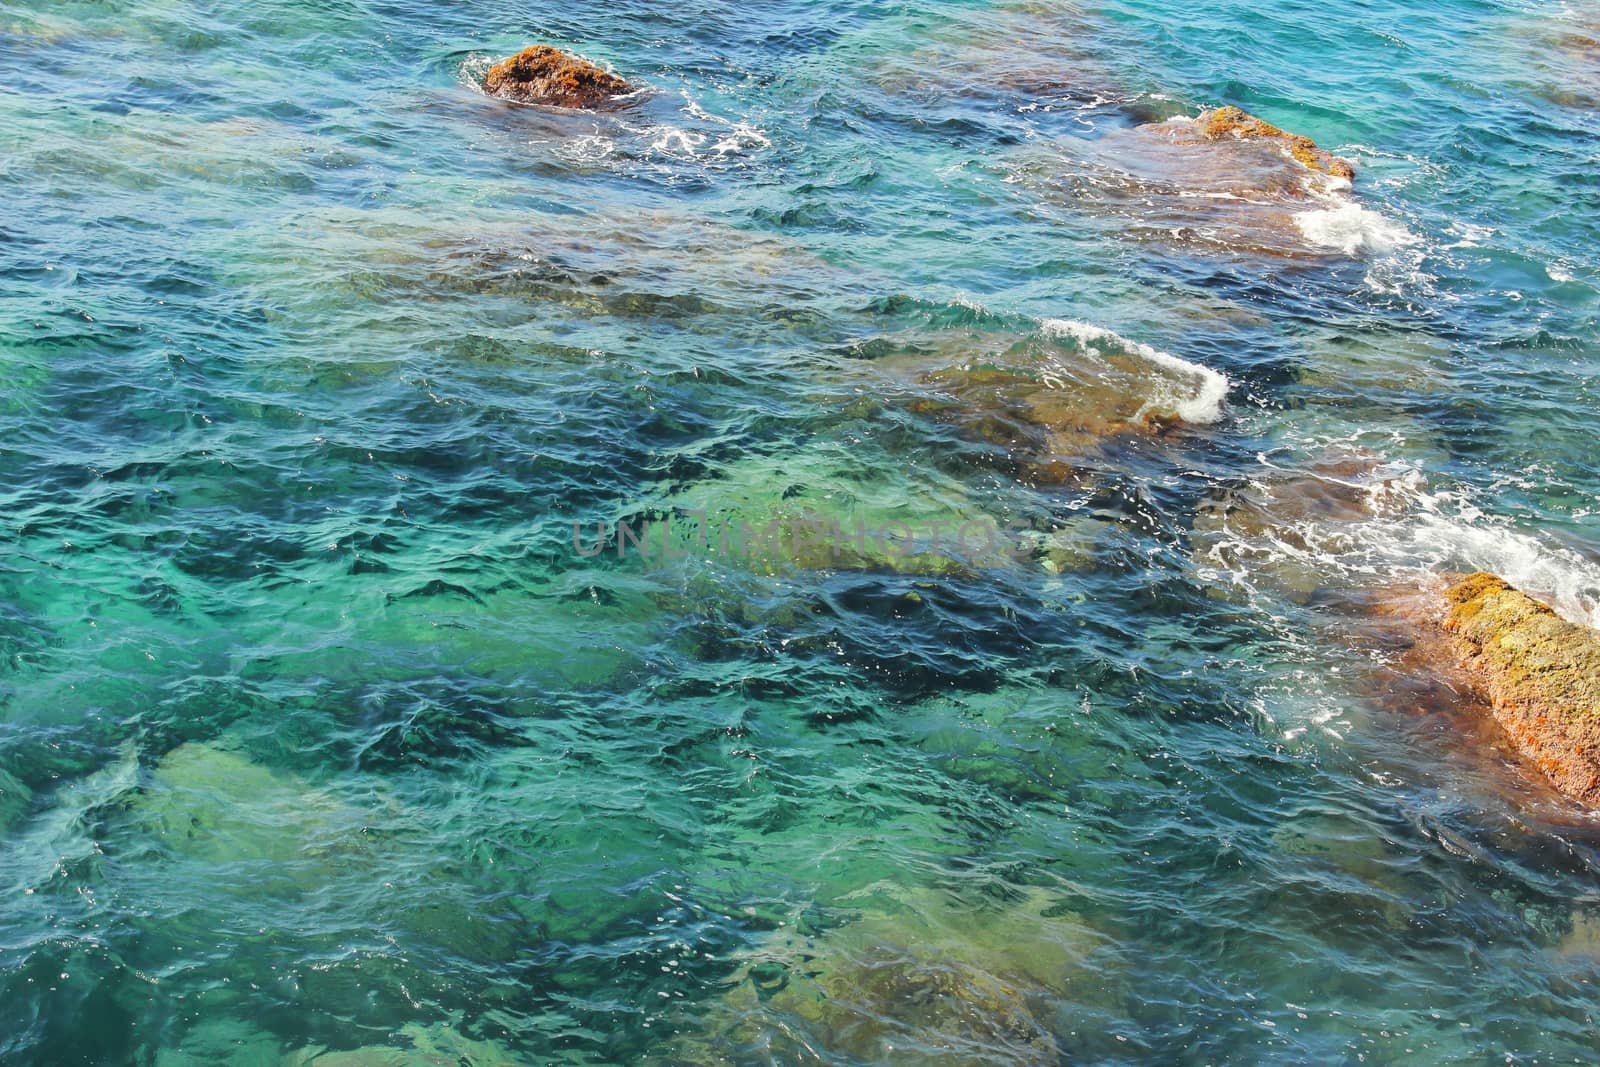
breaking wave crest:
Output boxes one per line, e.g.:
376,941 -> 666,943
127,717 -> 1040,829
1042,318 -> 1231,424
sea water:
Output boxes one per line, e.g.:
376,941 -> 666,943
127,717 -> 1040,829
2,0 -> 1599,1063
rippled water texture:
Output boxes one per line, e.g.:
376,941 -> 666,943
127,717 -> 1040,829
3,0 -> 1600,1063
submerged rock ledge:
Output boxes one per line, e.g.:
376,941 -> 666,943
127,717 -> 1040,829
484,45 -> 629,109
1442,572 -> 1600,806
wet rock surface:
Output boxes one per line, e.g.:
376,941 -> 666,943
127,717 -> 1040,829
653,887 -> 1114,1066
1192,449 -> 1421,601
483,45 -> 629,109
1026,104 -> 1384,262
1189,106 -> 1356,181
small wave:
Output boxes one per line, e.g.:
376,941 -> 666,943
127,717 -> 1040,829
647,125 -> 705,156
1041,318 -> 1230,424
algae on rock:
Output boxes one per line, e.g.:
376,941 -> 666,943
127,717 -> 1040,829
1192,106 -> 1356,181
1440,572 -> 1600,806
654,886 -> 1116,1067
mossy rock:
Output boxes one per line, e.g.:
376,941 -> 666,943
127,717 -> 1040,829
655,886 -> 1115,1066
862,320 -> 1228,485
641,447 -> 1021,577
904,686 -> 1125,804
125,743 -> 364,887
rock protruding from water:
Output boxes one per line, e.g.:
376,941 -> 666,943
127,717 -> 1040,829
1193,106 -> 1356,181
483,45 -> 629,109
1441,572 -> 1600,806
866,320 -> 1227,485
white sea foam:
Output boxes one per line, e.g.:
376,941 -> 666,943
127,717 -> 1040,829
1293,200 -> 1420,256
1199,458 -> 1600,630
1041,318 -> 1231,424
648,125 -> 706,156
1407,499 -> 1600,628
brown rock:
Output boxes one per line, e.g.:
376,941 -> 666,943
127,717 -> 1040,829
483,45 -> 629,109
1194,105 -> 1356,181
1440,573 -> 1600,806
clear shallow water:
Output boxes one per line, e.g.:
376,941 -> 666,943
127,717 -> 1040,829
2,0 -> 1600,1063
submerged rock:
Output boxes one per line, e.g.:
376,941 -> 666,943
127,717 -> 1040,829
1026,104 -> 1385,262
120,742 -> 377,894
1189,106 -> 1356,181
642,445 -> 1022,577
868,319 -> 1228,485
655,887 -> 1112,1066
1438,572 -> 1600,806
1192,449 -> 1422,602
483,45 -> 629,109
155,1018 -> 282,1067
285,1024 -> 525,1066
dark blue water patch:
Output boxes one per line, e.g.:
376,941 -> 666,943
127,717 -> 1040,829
86,74 -> 234,117
0,580 -> 56,685
0,946 -> 138,1067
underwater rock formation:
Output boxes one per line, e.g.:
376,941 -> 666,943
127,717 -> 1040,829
1027,104 -> 1393,262
644,445 -> 1021,577
1439,572 -> 1600,806
282,1024 -> 525,1066
483,45 -> 629,109
128,743 -> 365,884
1190,106 -> 1356,181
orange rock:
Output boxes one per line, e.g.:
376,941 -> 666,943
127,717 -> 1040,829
1195,105 -> 1356,181
483,45 -> 629,109
1440,573 -> 1600,807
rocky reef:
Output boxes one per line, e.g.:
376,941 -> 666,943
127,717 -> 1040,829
1439,572 -> 1600,806
1027,102 -> 1375,262
1190,106 -> 1356,181
483,45 -> 629,109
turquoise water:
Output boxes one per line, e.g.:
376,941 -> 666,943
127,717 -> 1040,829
3,0 -> 1600,1062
